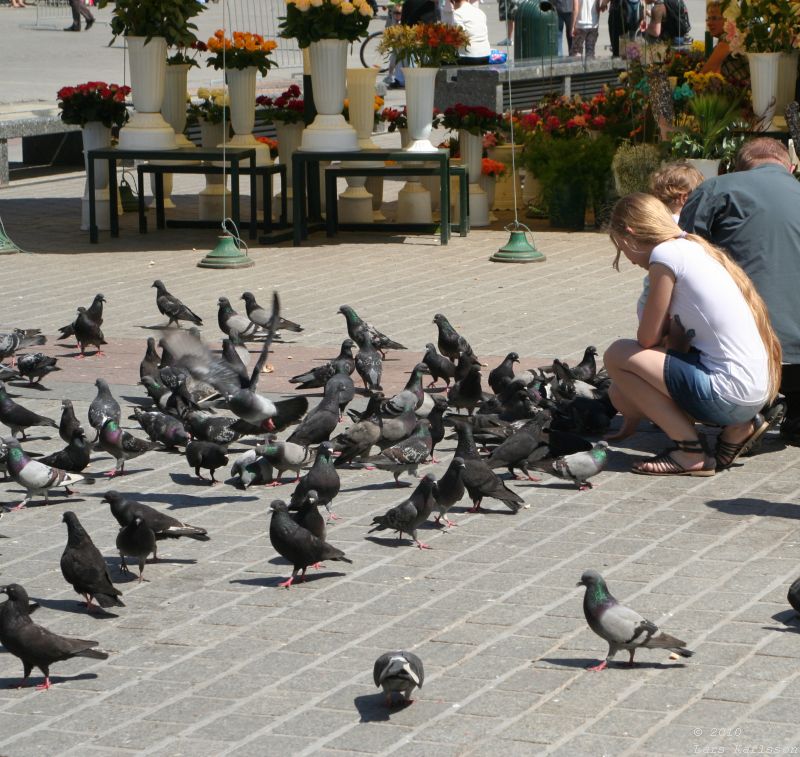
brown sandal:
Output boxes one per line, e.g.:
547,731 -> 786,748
631,438 -> 716,477
715,414 -> 769,471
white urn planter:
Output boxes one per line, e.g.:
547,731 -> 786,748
339,68 -> 377,224
198,118 -> 231,219
748,52 -> 781,131
274,122 -> 303,223
777,50 -> 799,116
119,36 -> 176,150
81,121 -> 115,231
301,39 -> 358,152
479,174 -> 498,221
459,129 -> 489,227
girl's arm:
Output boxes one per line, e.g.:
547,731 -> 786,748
637,263 -> 675,348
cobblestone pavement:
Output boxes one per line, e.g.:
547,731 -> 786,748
0,167 -> 799,757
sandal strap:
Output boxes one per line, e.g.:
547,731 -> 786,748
673,435 -> 711,455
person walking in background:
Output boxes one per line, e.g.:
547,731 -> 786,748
600,0 -> 640,57
571,0 -> 600,58
644,0 -> 690,44
384,2 -> 405,89
65,0 -> 95,31
452,0 -> 491,64
554,0 -> 574,56
496,0 -> 517,45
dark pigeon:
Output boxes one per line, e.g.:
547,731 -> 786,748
269,500 -> 352,588
105,490 -> 209,559
570,346 -> 599,383
433,456 -> 466,528
140,337 -> 161,382
58,294 -> 104,341
152,279 -> 203,328
39,427 -> 92,473
287,380 -> 343,447
488,352 -> 519,395
0,583 -> 108,690
72,307 -> 107,358
60,511 -> 124,611
132,407 -> 189,449
353,330 -> 383,393
373,651 -> 424,706
368,473 -> 437,549
289,339 -> 356,389
184,411 -> 242,446
422,343 -> 455,388
59,399 -> 83,444
185,439 -> 228,484
291,489 -> 326,541
290,442 -> 340,519
487,417 -> 548,480
0,381 -> 58,439
447,365 -> 484,416
16,353 -> 59,385
116,516 -> 156,582
433,313 -> 476,362
426,394 -> 448,463
332,407 -> 383,468
788,577 -> 800,617
338,304 -> 406,357
578,569 -> 694,671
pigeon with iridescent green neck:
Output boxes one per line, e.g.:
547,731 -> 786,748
578,570 -> 694,671
0,382 -> 57,440
550,441 -> 608,490
0,437 -> 92,511
98,419 -> 158,477
256,438 -> 311,485
338,304 -> 406,358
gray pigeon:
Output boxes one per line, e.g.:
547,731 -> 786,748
338,304 -> 406,357
132,407 -> 189,449
231,448 -> 274,489
353,330 -> 383,393
256,438 -> 312,485
217,296 -> 266,342
368,473 -> 437,549
16,353 -> 60,385
0,583 -> 109,690
140,337 -> 161,382
0,329 -> 46,365
550,441 -> 608,490
152,279 -> 203,328
289,339 -> 356,389
363,419 -> 432,485
241,291 -> 303,333
578,570 -> 694,670
98,419 -> 158,477
373,651 -> 424,706
88,379 -> 121,436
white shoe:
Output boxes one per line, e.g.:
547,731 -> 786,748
496,38 -> 511,45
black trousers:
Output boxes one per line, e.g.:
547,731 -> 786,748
69,0 -> 94,26
780,364 -> 800,420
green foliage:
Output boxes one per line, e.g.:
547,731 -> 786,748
278,0 -> 372,49
97,0 -> 206,46
611,142 -> 663,195
669,93 -> 746,161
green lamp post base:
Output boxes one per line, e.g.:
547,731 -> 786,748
490,229 -> 546,263
198,235 -> 254,269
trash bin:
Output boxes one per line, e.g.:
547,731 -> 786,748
514,0 -> 558,60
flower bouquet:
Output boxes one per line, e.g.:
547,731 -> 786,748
378,105 -> 407,132
279,0 -> 373,48
669,92 -> 747,165
721,0 -> 800,53
57,82 -> 131,129
206,30 -> 279,76
256,136 -> 280,159
481,157 -> 507,177
256,84 -> 305,124
167,40 -> 207,69
378,22 -> 470,67
440,104 -> 502,137
186,87 -> 230,125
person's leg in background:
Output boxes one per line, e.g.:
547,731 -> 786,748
779,364 -> 800,444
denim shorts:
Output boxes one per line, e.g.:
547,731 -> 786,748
663,349 -> 761,427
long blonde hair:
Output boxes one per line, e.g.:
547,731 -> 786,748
609,192 -> 782,400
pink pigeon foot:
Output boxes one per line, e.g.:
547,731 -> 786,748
278,576 -> 294,589
466,504 -> 482,513
265,481 -> 283,487
8,501 -> 27,512
104,469 -> 121,478
416,541 -> 432,550
587,660 -> 608,671
327,512 -> 342,521
35,678 -> 52,691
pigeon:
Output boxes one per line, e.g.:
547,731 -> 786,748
72,307 -> 107,358
58,294 -> 104,341
60,511 -> 124,611
369,473 -> 437,549
0,363 -> 20,382
140,337 -> 161,382
447,365 -> 484,416
105,491 -> 209,559
578,569 -> 694,671
0,437 -> 91,510
0,329 -> 46,365
422,343 -> 456,388
290,443 -> 340,518
548,441 -> 609,490
230,448 -> 274,489
184,411 -> 242,446
16,353 -> 60,385
426,394 -> 448,463
59,399 -> 83,444
98,419 -> 158,477
353,330 -> 383,393
363,419 -> 432,485
269,500 -> 352,588
185,439 -> 228,484
140,375 -> 170,412
132,407 -> 189,449
488,352 -> 519,395
788,577 -> 800,617
0,381 -> 58,439
116,516 -> 157,582
88,379 -> 121,437
217,296 -> 266,342
286,380 -> 343,447
383,364 -> 428,416
289,339 -> 356,389
241,291 -> 303,334
332,408 -> 383,468
433,456 -> 466,527
454,350 -> 482,383
326,370 -> 355,420
256,438 -> 312,485
338,304 -> 406,357
433,313 -> 476,362
550,395 -> 617,436
39,427 -> 92,473
0,583 -> 109,690
487,417 -> 548,480
291,489 -> 326,541
451,419 -> 525,513
221,337 -> 250,387
152,279 -> 203,328
373,651 -> 424,706
570,346 -> 599,383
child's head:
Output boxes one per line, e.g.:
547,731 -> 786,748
648,161 -> 705,214
608,192 -> 681,270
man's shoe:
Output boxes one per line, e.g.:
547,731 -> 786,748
86,17 -> 95,29
64,25 -> 80,31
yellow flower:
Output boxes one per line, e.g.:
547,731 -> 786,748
295,0 -> 311,9
310,0 -> 323,6
197,87 -> 210,99
357,2 -> 373,15
330,0 -> 343,5
340,1 -> 355,13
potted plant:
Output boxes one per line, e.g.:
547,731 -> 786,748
611,142 -> 663,195
57,82 -> 131,231
164,41 -> 206,149
97,0 -> 206,148
279,0 -> 374,152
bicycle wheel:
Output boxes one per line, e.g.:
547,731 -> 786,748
360,31 -> 390,73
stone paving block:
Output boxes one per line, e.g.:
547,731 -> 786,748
750,697 -> 800,723
147,738 -> 233,757
225,734 -> 318,756
670,698 -> 750,727
94,720 -> 193,750
502,712 -> 590,743
0,728 -> 98,757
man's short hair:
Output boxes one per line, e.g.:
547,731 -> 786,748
735,137 -> 792,172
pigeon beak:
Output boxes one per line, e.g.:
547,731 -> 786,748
576,580 -> 585,587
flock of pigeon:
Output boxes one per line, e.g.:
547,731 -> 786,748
0,281 -> 786,705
